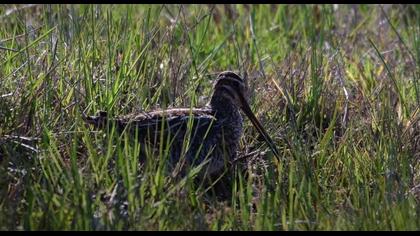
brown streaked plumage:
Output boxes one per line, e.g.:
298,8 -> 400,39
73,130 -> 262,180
83,71 -> 280,178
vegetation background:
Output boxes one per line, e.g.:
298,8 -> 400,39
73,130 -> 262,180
0,4 -> 419,230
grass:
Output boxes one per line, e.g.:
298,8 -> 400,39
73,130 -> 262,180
0,4 -> 419,230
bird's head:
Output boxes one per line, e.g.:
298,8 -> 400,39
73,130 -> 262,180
212,71 -> 280,160
213,71 -> 248,109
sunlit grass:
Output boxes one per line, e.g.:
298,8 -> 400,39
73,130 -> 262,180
0,4 -> 419,230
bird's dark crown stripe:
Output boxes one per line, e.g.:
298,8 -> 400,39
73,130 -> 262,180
217,77 -> 244,90
219,71 -> 243,83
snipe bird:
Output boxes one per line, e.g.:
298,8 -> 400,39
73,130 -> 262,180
83,71 -> 280,178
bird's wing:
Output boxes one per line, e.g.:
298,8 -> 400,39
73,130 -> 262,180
83,109 -> 218,144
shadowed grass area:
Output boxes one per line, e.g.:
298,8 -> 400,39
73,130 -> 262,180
0,4 -> 419,230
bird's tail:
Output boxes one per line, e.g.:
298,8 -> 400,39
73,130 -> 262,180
82,110 -> 109,130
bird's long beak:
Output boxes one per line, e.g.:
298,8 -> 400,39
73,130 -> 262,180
240,96 -> 281,161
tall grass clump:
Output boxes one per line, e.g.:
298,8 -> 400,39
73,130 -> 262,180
0,4 -> 419,230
